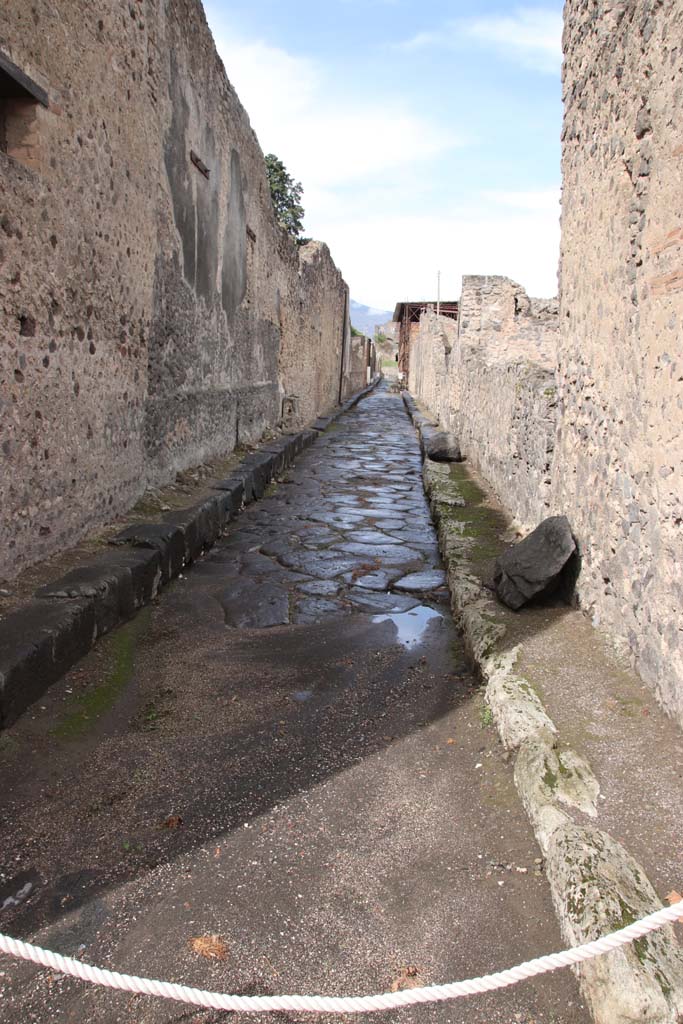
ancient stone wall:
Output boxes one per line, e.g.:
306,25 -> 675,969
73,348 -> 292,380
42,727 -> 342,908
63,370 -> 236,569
278,241 -> 348,427
557,0 -> 683,722
409,276 -> 559,529
0,0 -> 347,580
341,336 -> 376,400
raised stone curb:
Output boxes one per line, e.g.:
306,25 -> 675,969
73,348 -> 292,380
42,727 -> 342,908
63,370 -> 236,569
402,391 -> 683,1024
0,378 -> 381,730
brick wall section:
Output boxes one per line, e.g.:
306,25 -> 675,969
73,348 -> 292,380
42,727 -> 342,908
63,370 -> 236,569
0,0 -> 347,581
557,0 -> 683,723
409,276 -> 559,529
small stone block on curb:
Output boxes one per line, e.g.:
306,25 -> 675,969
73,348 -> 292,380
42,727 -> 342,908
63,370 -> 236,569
110,523 -> 185,584
163,504 -> 216,563
35,548 -> 161,637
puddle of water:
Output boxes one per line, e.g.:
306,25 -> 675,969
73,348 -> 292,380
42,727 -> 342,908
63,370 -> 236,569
372,605 -> 443,647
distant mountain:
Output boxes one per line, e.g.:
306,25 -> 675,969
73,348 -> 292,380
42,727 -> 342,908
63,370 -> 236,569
350,300 -> 392,338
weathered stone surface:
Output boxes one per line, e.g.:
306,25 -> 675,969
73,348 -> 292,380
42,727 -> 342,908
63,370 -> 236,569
556,0 -> 683,726
393,569 -> 447,593
348,531 -> 402,546
213,476 -> 246,511
291,596 -> 346,625
425,431 -> 464,463
345,589 -> 419,614
163,501 -> 222,562
338,542 -> 422,565
407,278 -> 558,534
300,430 -> 319,450
494,516 -> 576,610
0,598 -> 95,729
298,580 -> 341,597
35,548 -> 161,637
219,580 -> 290,629
110,523 -> 186,584
547,824 -> 683,1024
343,570 -> 401,592
235,453 -> 274,502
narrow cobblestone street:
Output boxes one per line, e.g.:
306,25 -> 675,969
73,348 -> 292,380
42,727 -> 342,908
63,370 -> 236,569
0,384 -> 588,1023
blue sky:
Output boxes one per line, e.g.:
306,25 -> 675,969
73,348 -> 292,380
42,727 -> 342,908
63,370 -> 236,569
204,1 -> 564,311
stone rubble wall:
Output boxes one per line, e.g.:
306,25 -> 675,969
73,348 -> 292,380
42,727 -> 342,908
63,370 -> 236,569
557,0 -> 683,724
342,336 -> 376,400
278,241 -> 348,429
0,0 -> 348,581
408,276 -> 559,529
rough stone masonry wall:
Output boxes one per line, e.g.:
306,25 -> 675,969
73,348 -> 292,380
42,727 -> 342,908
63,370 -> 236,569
342,336 -> 374,399
409,276 -> 559,529
557,0 -> 683,724
0,0 -> 347,581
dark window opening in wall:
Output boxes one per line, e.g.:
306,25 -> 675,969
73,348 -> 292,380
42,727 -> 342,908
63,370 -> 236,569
0,49 -> 48,166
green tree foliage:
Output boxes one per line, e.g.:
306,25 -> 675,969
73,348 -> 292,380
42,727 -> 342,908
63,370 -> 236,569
265,153 -> 305,241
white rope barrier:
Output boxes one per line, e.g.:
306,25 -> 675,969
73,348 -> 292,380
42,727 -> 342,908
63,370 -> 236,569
1,901 -> 682,1013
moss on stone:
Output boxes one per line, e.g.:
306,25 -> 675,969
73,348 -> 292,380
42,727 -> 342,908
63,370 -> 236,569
54,608 -> 151,739
543,759 -> 559,790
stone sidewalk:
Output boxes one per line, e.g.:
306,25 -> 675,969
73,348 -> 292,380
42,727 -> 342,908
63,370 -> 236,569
0,383 -> 587,1023
403,393 -> 683,1024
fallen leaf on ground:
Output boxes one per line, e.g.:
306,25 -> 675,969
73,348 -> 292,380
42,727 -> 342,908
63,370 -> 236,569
446,738 -> 456,745
190,935 -> 229,961
390,966 -> 422,992
162,814 -> 183,829
666,891 -> 682,905
351,560 -> 381,581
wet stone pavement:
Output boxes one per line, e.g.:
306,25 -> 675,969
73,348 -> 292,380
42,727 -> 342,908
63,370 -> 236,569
212,387 -> 448,630
0,383 -> 588,1023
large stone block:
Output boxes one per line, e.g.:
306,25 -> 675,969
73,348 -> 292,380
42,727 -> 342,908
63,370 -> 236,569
494,516 -> 577,610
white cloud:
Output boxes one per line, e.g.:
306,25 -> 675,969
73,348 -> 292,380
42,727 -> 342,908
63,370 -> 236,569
484,188 -> 561,212
203,9 -> 560,309
398,7 -> 563,74
209,24 -> 460,192
307,200 -> 560,310
464,8 -> 562,73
